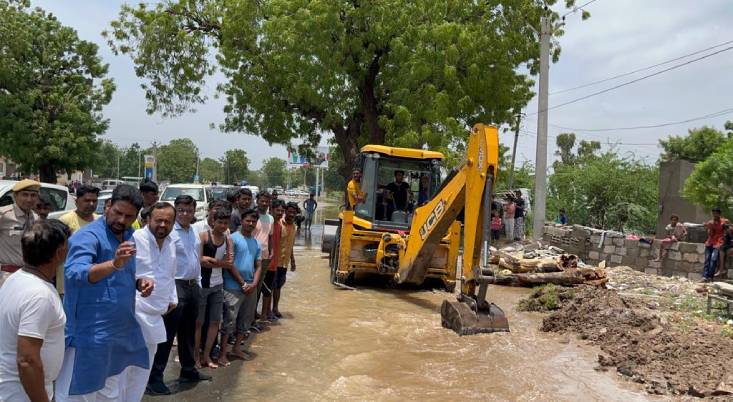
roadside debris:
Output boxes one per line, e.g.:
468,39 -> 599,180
488,242 -> 607,287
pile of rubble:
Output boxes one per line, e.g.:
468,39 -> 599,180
487,242 -> 607,287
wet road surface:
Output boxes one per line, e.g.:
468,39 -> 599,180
144,225 -> 655,402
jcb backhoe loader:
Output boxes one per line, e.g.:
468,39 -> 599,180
322,124 -> 508,334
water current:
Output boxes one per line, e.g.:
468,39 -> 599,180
145,222 -> 656,402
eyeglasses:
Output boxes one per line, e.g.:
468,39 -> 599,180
176,209 -> 195,215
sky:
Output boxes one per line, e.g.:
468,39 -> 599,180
32,0 -> 733,169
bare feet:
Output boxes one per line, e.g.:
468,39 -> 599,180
203,359 -> 218,369
218,356 -> 231,367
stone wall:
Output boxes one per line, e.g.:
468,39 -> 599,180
542,224 -> 729,281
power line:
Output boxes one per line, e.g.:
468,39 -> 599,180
550,39 -> 733,95
550,107 -> 733,132
562,0 -> 601,18
526,44 -> 733,116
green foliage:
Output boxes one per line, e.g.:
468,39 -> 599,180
223,149 -> 249,184
549,152 -> 659,233
157,138 -> 198,183
199,157 -> 222,183
106,0 -> 581,176
660,126 -> 728,163
0,1 -> 115,182
119,143 -> 143,178
260,158 -> 287,188
93,141 -> 121,179
683,138 -> 733,216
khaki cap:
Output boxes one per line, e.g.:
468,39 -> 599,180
12,179 -> 41,192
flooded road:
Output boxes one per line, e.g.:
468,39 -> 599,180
145,225 -> 655,402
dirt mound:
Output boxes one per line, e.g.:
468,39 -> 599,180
542,286 -> 733,397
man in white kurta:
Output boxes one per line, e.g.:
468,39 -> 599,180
125,204 -> 178,400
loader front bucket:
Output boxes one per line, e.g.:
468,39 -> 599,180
440,299 -> 509,335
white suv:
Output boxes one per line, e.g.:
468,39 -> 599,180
160,184 -> 210,220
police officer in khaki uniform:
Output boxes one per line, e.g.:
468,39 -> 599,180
0,179 -> 40,287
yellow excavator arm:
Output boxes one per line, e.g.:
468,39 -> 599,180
396,123 -> 508,334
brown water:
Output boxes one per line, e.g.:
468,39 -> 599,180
145,227 -> 656,402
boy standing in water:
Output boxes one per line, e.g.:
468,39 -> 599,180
272,202 -> 298,319
261,200 -> 285,321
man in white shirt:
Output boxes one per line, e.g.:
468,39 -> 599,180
125,203 -> 178,400
0,220 -> 70,402
147,195 -> 210,395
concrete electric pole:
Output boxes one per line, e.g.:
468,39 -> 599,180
507,111 -> 522,190
532,14 -> 551,241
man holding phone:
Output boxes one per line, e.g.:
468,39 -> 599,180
55,184 -> 154,401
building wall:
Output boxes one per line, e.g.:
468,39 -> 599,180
656,160 -> 708,239
544,224 -> 728,281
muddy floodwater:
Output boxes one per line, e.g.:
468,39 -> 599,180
145,226 -> 656,402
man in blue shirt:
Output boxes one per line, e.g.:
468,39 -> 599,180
55,185 -> 154,401
147,195 -> 211,395
220,208 -> 261,366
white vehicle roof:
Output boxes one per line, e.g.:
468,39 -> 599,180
0,180 -> 69,193
165,183 -> 207,189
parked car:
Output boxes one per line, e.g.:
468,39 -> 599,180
0,180 -> 76,220
208,185 -> 234,201
160,183 -> 210,220
99,179 -> 125,190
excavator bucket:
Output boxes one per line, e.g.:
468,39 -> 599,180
440,299 -> 509,335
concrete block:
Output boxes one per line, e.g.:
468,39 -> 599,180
682,253 -> 699,263
615,247 -> 627,255
696,244 -> 705,254
588,251 -> 600,260
677,262 -> 693,273
621,255 -> 636,266
610,254 -> 623,264
636,258 -> 649,268
624,239 -> 638,248
645,268 -> 659,275
667,241 -> 679,251
649,260 -> 662,268
678,242 -> 698,253
700,254 -> 707,264
590,235 -> 601,245
668,251 -> 682,261
613,238 -> 624,246
603,245 -> 616,254
626,246 -> 640,258
688,272 -> 703,281
639,248 -> 650,258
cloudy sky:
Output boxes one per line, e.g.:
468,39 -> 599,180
32,0 -> 733,169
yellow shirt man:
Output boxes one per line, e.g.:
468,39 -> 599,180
59,211 -> 98,234
347,179 -> 365,209
279,220 -> 297,268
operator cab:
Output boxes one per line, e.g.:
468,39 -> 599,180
354,145 -> 443,231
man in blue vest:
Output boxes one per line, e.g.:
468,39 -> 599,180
55,184 -> 154,401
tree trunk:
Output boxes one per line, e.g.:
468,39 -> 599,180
39,164 -> 57,184
362,52 -> 385,145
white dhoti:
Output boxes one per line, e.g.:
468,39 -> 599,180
120,343 -> 157,401
55,348 -> 139,402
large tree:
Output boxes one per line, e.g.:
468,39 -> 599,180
548,152 -> 658,233
199,157 -> 223,183
260,157 -> 287,188
156,138 -> 198,183
0,2 -> 115,182
684,138 -> 733,216
106,0 -> 578,176
659,126 -> 728,163
223,149 -> 249,184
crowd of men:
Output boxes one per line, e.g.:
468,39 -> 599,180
0,179 -> 302,401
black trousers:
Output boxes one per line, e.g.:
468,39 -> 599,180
149,280 -> 200,383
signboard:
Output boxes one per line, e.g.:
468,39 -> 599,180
287,146 -> 329,168
143,155 -> 155,181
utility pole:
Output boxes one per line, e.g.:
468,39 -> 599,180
533,14 -> 551,241
508,111 -> 522,190
116,153 -> 120,180
152,141 -> 158,182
